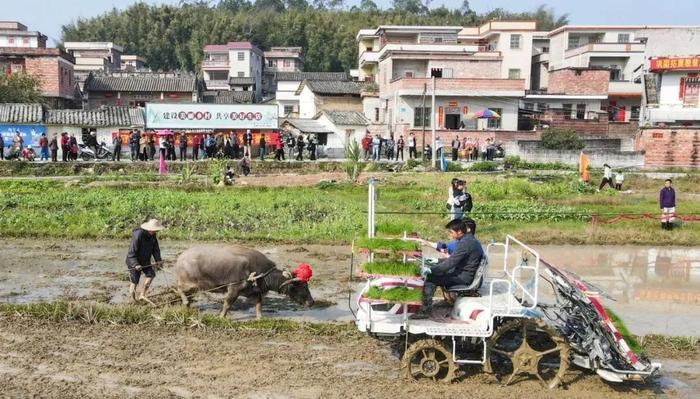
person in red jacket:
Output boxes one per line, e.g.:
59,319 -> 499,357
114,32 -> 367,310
274,135 -> 285,161
60,132 -> 69,162
361,132 -> 371,161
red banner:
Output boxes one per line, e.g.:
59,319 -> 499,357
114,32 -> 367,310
438,106 -> 444,128
650,57 -> 700,71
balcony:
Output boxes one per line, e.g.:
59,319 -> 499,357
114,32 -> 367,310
378,43 -> 481,58
565,42 -> 645,58
386,77 -> 525,97
359,50 -> 379,66
646,106 -> 700,123
204,79 -> 230,90
202,59 -> 230,68
608,80 -> 642,96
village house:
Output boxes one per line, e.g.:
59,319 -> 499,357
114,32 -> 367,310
83,71 -> 201,109
0,21 -> 47,48
63,42 -> 123,90
274,71 -> 349,117
201,41 -> 263,101
120,55 -> 147,72
296,80 -> 366,119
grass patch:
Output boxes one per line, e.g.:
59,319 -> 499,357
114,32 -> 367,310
0,301 -> 354,336
356,237 -> 419,252
365,286 -> 422,303
640,335 -> 700,358
375,221 -> 415,236
605,306 -> 642,354
361,261 -> 420,277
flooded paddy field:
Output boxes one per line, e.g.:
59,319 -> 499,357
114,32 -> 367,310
1,239 -> 699,398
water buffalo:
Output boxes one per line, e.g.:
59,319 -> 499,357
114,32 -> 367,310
173,245 -> 314,318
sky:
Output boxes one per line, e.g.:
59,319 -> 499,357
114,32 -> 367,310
3,0 -> 700,46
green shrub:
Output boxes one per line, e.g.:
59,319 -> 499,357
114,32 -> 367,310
541,129 -> 585,150
406,158 -> 424,169
362,261 -> 420,277
445,161 -> 464,172
469,161 -> 498,172
365,286 -> 422,303
504,155 -> 573,171
343,139 -> 364,183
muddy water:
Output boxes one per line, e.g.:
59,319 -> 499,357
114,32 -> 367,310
1,239 -> 699,336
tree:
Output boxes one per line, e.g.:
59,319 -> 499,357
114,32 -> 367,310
359,0 -> 378,13
531,5 -> 569,31
391,0 -> 428,14
285,0 -> 308,10
254,0 -> 285,12
218,0 -> 252,12
459,0 -> 473,16
0,73 -> 43,103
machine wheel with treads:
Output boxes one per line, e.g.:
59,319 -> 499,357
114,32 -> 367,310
401,339 -> 456,383
486,318 -> 570,389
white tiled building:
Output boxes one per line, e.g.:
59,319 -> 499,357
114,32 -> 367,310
0,21 -> 46,48
201,42 -> 263,101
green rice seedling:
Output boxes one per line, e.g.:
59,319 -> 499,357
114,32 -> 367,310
365,286 -> 422,303
356,238 -> 419,252
605,307 -> 642,354
362,261 -> 420,277
375,221 -> 415,236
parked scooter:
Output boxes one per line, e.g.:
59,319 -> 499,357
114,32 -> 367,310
79,142 -> 112,161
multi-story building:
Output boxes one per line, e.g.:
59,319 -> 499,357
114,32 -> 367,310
264,47 -> 302,73
545,26 -> 646,123
274,71 -> 349,117
121,55 -> 147,72
0,21 -> 47,48
83,72 -> 200,109
0,47 -> 76,108
201,42 -> 263,101
358,24 -> 529,142
63,42 -> 123,90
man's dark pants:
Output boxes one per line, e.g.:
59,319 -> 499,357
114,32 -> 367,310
128,267 -> 156,285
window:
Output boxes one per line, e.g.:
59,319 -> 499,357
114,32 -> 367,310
609,67 -> 622,81
562,104 -> 573,120
537,102 -> 547,111
366,47 -> 373,52
442,68 -> 453,78
430,68 -> 442,78
542,47 -> 549,53
237,52 -> 245,61
374,108 -> 380,122
10,63 -> 24,74
487,108 -> 502,129
576,104 -> 586,120
433,37 -> 443,43
8,37 -> 14,44
567,36 -> 579,50
414,107 -> 431,127
237,72 -> 245,77
405,71 -> 414,78
268,59 -> 274,67
618,33 -> 630,43
524,103 -> 534,111
508,69 -> 521,79
283,105 -> 294,115
283,59 -> 291,67
510,34 -> 521,49
631,106 -> 640,120
23,37 -> 29,45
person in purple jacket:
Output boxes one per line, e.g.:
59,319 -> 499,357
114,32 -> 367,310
659,179 -> 676,230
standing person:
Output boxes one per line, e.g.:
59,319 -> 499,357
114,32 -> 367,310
296,134 -> 305,161
232,133 -> 240,159
259,133 -> 266,161
240,156 -> 251,176
481,139 -> 488,161
138,134 -> 147,161
224,134 -> 233,159
112,133 -> 122,162
361,133 -> 371,161
49,133 -> 58,162
435,136 -> 442,159
60,132 -> 69,162
408,132 -> 417,159
69,133 -> 78,161
614,171 -> 625,191
274,135 -> 284,161
199,134 -> 207,160
451,136 -> 460,162
371,134 -> 381,162
129,130 -> 139,161
159,134 -> 167,161
125,219 -> 165,304
385,136 -> 395,161
38,133 -> 49,161
447,180 -> 472,220
87,131 -> 98,158
179,134 -> 187,161
146,134 -> 155,161
243,129 -> 253,158
660,179 -> 676,230
396,135 -> 405,161
191,134 -> 200,161
308,135 -> 317,161
286,133 -> 296,160
597,164 -> 614,192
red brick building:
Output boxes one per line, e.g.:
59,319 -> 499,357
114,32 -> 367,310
0,47 -> 76,108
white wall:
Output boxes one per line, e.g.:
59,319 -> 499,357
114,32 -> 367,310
316,113 -> 367,157
497,32 -> 534,88
396,96 -> 520,131
298,86 -> 317,119
0,35 -> 39,48
362,96 -> 381,124
658,72 -> 687,107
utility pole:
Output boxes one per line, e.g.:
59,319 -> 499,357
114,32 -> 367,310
421,83 -> 427,156
431,76 -> 437,168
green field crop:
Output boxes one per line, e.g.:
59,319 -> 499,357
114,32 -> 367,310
364,286 -> 422,303
361,261 -> 420,277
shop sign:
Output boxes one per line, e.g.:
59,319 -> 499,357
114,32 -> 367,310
650,57 -> 700,71
146,104 -> 278,129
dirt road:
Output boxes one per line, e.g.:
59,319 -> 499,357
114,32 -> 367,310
0,316 -> 676,399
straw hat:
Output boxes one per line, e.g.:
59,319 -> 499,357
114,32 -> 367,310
140,219 -> 165,232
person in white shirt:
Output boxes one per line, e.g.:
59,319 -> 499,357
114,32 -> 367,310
614,172 -> 624,191
597,164 -> 614,191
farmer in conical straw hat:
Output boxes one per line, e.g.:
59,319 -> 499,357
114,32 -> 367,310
125,219 -> 165,304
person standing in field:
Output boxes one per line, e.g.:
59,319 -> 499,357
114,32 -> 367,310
49,133 -> 58,162
451,135 -> 460,162
286,134 -> 296,160
396,135 -> 405,161
125,219 -> 164,304
408,132 -> 417,159
243,129 -> 253,158
38,133 -> 48,161
597,164 -> 613,191
296,134 -> 305,161
112,133 -> 122,162
614,171 -> 624,191
660,179 -> 676,230
179,134 -> 187,161
361,132 -> 371,161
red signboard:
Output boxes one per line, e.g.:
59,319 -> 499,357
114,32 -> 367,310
650,57 -> 700,72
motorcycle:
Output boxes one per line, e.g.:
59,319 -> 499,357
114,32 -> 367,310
79,142 -> 112,161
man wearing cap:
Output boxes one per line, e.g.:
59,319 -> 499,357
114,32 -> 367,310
125,219 -> 165,303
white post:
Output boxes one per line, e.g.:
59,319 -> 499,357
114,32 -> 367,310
367,177 -> 375,238
431,76 -> 437,168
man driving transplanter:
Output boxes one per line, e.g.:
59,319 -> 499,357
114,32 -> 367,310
411,218 -> 484,319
